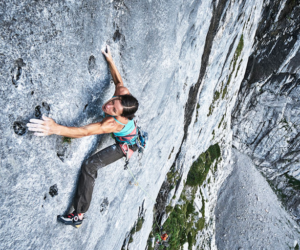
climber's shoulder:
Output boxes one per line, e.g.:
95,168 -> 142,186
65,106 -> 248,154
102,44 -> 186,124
114,85 -> 130,96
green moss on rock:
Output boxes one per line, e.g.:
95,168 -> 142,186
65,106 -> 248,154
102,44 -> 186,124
147,241 -> 154,250
129,236 -> 133,243
218,115 -> 225,129
222,34 -> 244,100
136,217 -> 144,232
63,137 -> 72,143
166,164 -> 180,189
161,144 -> 221,249
186,144 -> 220,186
166,205 -> 173,214
284,173 -> 300,191
186,202 -> 195,217
196,103 -> 201,122
168,147 -> 174,159
207,90 -> 221,116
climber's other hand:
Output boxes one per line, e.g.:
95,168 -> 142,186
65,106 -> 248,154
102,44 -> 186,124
101,45 -> 113,63
27,115 -> 58,136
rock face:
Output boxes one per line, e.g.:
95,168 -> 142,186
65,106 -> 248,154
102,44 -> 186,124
232,0 -> 300,224
215,149 -> 299,250
1,0 -> 299,250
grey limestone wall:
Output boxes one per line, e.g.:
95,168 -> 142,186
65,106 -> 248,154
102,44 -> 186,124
232,0 -> 300,224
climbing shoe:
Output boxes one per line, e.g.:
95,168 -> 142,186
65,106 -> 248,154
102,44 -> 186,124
57,211 -> 83,228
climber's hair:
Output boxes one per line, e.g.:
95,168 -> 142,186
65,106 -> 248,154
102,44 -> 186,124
117,94 -> 139,120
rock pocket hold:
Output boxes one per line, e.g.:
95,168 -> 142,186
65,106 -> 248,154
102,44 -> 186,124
88,55 -> 96,75
35,102 -> 50,119
113,29 -> 122,42
35,106 -> 42,118
42,102 -> 50,112
49,184 -> 58,197
13,121 -> 27,135
11,58 -> 26,87
100,197 -> 109,214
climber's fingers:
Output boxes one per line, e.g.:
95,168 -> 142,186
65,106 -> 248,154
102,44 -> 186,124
27,123 -> 50,136
27,123 -> 43,129
27,126 -> 44,132
106,45 -> 111,55
27,115 -> 56,136
29,118 -> 44,125
102,45 -> 112,61
101,45 -> 108,56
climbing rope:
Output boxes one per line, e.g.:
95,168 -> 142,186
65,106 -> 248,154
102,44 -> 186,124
126,163 -> 163,238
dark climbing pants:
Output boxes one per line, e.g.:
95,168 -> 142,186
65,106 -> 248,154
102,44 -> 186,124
73,143 -> 137,213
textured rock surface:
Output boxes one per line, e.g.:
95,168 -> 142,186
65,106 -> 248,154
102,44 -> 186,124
232,0 -> 300,224
216,149 -> 300,250
1,0 -> 299,250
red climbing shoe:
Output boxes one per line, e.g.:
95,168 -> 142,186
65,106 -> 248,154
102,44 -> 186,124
57,211 -> 83,228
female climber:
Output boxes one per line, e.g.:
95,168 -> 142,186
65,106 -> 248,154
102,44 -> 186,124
27,45 -> 139,227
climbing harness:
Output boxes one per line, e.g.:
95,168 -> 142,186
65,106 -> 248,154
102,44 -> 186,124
113,121 -> 148,170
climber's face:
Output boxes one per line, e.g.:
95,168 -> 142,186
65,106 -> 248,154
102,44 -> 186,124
102,97 -> 124,116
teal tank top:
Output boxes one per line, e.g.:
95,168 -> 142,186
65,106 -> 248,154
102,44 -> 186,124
113,117 -> 135,136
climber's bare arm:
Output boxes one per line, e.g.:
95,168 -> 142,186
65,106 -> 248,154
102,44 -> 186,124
27,115 -> 119,138
101,45 -> 130,96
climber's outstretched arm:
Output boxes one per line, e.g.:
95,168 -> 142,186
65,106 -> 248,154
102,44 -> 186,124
27,115 -> 118,138
102,45 -> 130,96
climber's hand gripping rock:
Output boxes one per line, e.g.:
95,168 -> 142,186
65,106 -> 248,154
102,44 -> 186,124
27,115 -> 58,136
101,45 -> 113,63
